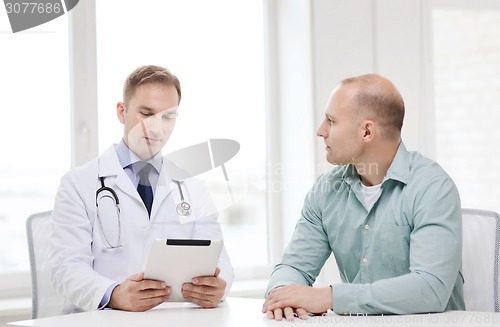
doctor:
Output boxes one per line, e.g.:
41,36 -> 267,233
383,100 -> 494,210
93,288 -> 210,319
50,65 -> 233,313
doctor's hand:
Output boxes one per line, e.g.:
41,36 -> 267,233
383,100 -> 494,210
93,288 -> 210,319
181,266 -> 226,308
262,285 -> 332,321
108,272 -> 171,312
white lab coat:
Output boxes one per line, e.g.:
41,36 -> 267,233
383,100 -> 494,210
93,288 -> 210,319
49,146 -> 234,313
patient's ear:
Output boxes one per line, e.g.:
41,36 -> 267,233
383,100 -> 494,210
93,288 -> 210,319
362,120 -> 374,142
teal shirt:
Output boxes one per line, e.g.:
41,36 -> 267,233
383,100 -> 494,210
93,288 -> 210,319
266,141 -> 465,314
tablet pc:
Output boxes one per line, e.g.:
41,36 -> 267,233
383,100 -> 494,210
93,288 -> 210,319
143,239 -> 223,302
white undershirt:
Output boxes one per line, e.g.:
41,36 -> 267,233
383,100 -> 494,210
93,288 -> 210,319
361,183 -> 382,211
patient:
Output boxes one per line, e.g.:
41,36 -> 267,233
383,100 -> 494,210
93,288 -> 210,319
262,74 -> 465,320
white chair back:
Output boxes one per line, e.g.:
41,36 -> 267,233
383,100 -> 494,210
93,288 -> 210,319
461,208 -> 500,312
26,211 -> 66,318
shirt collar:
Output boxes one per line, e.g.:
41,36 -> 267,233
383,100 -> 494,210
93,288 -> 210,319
342,140 -> 410,186
383,141 -> 410,185
115,139 -> 163,174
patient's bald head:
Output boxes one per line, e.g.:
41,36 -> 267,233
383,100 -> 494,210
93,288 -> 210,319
340,74 -> 405,141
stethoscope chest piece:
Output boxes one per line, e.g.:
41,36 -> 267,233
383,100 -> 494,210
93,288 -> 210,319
176,201 -> 191,216
173,179 -> 191,216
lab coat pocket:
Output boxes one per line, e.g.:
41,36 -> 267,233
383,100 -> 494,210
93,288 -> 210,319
379,223 -> 411,274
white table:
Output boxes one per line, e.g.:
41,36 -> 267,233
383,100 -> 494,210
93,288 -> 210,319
8,297 -> 500,326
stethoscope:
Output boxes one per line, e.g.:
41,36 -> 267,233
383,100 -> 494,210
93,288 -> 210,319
172,180 -> 191,216
95,177 -> 191,249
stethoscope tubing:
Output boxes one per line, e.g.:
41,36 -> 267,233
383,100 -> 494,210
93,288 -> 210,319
95,177 -> 191,249
96,177 -> 122,248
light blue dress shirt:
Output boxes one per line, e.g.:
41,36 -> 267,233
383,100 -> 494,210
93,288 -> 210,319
266,141 -> 465,314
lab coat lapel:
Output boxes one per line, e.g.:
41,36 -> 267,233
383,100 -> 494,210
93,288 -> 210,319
99,147 -> 178,219
98,146 -> 142,204
151,160 -> 174,218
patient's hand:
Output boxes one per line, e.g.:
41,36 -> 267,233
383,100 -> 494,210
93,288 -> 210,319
262,285 -> 332,321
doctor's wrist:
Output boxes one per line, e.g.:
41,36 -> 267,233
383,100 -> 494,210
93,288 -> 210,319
99,283 -> 119,309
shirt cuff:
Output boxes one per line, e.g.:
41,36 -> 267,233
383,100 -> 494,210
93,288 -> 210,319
98,283 -> 119,310
332,283 -> 366,315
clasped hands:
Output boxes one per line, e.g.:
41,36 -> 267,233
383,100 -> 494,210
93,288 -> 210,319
261,285 -> 332,321
108,267 -> 226,311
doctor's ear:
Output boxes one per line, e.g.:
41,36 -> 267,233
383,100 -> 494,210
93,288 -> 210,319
117,102 -> 126,123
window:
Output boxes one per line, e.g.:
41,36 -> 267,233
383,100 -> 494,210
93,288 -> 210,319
0,10 -> 70,284
432,2 -> 500,213
95,0 -> 268,272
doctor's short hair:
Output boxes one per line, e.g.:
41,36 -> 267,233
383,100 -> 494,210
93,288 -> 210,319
123,65 -> 182,105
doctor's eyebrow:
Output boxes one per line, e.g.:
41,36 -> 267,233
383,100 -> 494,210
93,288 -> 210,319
138,105 -> 155,112
138,105 -> 178,114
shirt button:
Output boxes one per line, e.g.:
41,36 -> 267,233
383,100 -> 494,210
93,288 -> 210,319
364,224 -> 370,230
362,257 -> 368,264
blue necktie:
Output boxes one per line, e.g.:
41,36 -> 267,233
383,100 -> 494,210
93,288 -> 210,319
137,163 -> 153,216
